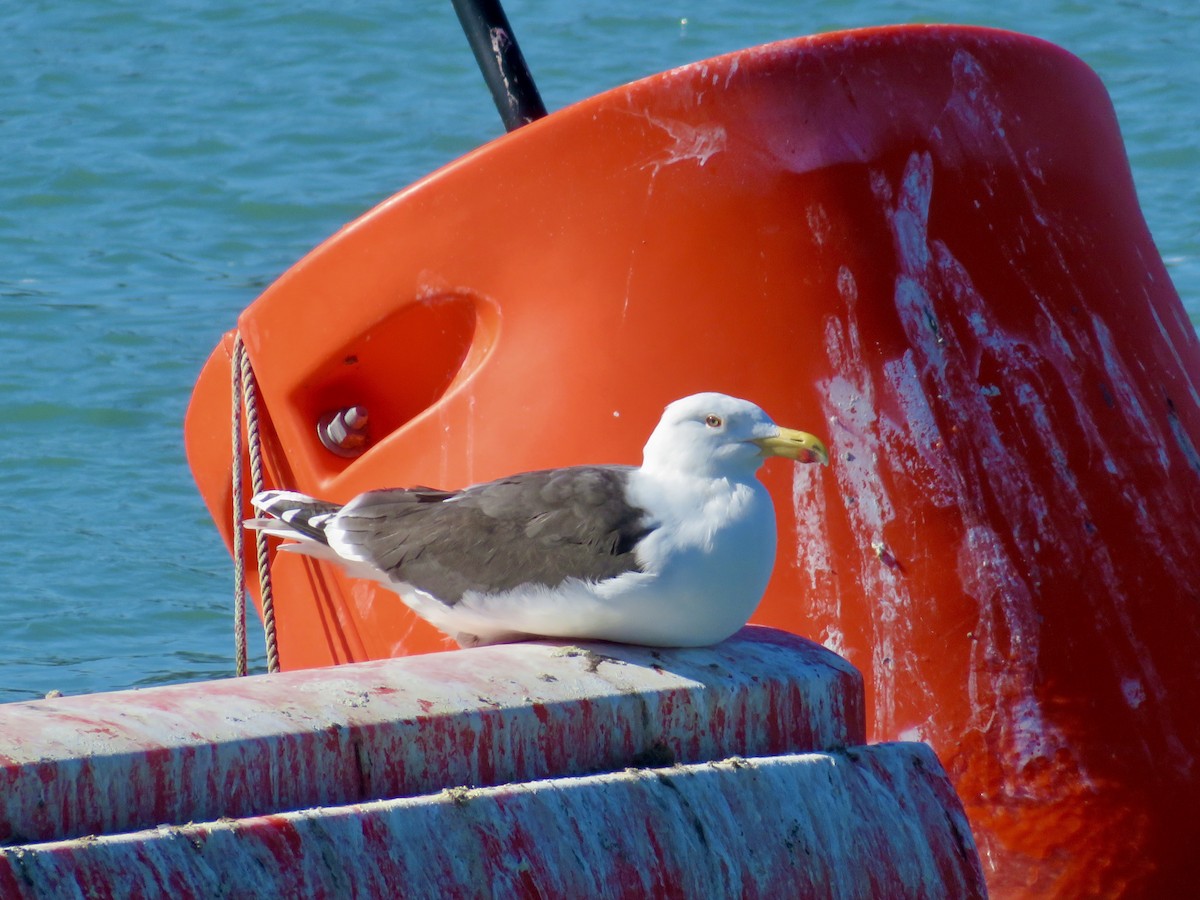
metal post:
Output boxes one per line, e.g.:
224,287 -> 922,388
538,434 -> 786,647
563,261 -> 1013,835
451,0 -> 547,131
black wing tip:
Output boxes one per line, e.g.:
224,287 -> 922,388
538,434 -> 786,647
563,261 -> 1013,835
249,490 -> 340,544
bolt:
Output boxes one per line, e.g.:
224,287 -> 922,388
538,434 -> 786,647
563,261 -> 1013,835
318,406 -> 369,457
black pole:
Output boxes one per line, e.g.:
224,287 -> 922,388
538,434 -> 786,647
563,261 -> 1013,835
451,0 -> 547,131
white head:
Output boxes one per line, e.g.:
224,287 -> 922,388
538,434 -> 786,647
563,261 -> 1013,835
641,392 -> 828,479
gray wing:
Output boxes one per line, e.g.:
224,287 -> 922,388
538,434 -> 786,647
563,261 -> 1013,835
328,465 -> 654,603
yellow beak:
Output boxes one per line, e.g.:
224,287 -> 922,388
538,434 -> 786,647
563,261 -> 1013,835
753,428 -> 830,465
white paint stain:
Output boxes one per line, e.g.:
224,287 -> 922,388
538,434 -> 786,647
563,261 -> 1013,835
791,464 -> 832,591
725,58 -> 739,87
1122,678 -> 1146,709
812,108 -> 1197,787
806,204 -> 830,247
897,725 -> 923,743
637,113 -> 727,174
811,148 -> 1090,787
1148,301 -> 1200,411
791,463 -> 845,660
815,264 -> 932,735
488,29 -> 514,96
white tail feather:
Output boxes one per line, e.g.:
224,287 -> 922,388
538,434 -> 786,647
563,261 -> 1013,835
251,489 -> 318,513
243,517 -> 320,542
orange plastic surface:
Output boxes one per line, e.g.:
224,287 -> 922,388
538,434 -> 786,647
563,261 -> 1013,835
185,25 -> 1200,895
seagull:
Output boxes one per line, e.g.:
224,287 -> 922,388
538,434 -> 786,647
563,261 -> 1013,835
247,392 -> 828,648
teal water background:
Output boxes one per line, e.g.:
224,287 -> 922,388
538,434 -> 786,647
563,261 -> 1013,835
3,1 -> 1197,701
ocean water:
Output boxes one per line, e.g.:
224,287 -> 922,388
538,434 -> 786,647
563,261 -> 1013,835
2,0 -> 1197,702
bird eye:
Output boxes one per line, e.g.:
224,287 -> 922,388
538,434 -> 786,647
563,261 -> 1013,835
704,414 -> 723,428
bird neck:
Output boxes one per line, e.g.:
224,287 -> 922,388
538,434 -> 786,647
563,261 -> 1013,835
640,457 -> 759,485
628,468 -> 768,556
632,466 -> 762,517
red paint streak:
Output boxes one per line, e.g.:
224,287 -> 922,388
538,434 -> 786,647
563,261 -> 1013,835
640,824 -> 687,900
257,814 -> 307,870
0,859 -> 26,900
475,714 -> 496,785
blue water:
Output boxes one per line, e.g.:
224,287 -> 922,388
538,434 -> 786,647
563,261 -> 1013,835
2,1 -> 1197,701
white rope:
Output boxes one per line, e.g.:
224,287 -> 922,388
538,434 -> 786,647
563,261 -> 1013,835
231,333 -> 280,674
231,337 -> 249,677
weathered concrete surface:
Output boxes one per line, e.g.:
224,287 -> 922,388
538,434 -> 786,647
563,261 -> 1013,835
0,626 -> 863,845
0,743 -> 984,899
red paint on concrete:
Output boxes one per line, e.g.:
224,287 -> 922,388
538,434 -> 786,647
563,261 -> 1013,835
0,627 -> 862,846
1,745 -> 984,898
0,627 -> 987,895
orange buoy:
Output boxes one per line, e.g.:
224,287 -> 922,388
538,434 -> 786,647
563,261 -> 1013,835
186,25 -> 1200,895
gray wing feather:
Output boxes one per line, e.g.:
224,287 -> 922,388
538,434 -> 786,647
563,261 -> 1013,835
328,466 -> 653,603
